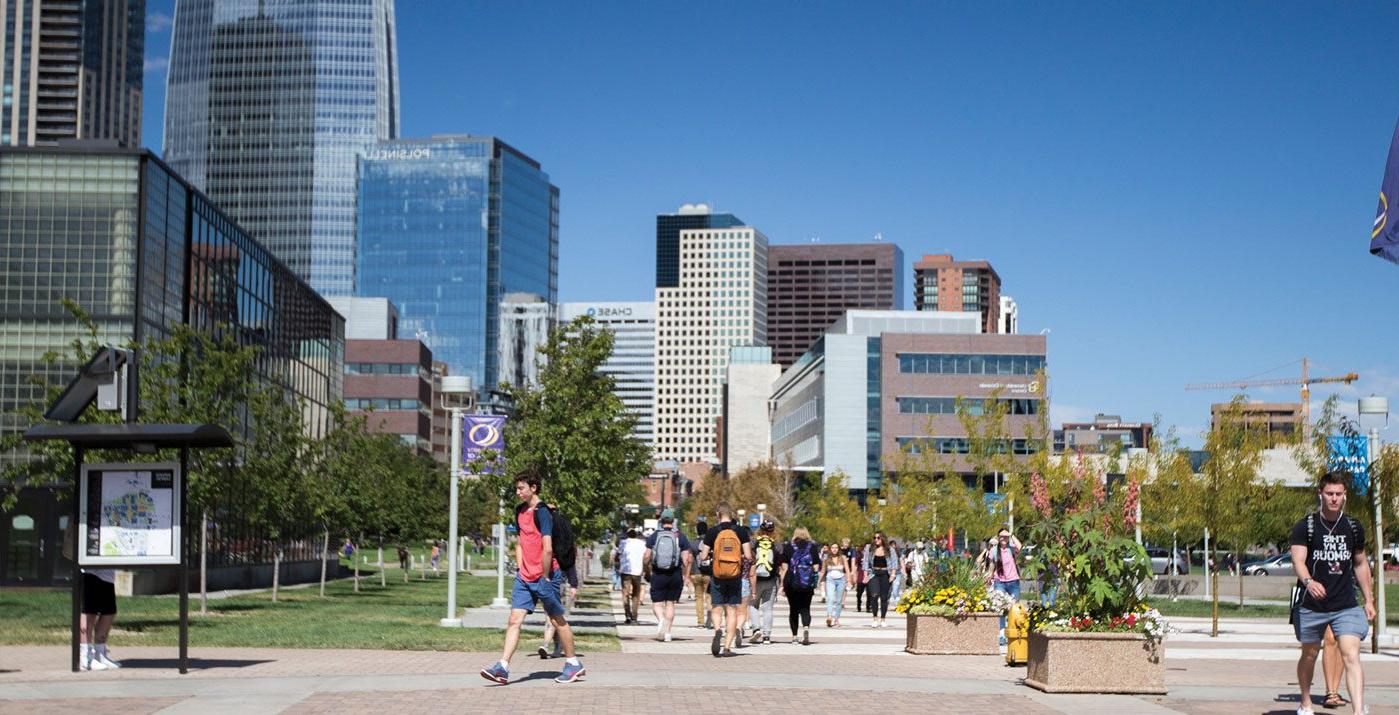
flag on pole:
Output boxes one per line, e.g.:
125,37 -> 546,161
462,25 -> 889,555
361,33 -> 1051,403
1371,117 -> 1399,265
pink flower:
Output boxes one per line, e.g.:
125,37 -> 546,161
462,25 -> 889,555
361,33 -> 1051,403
1123,479 -> 1141,530
1031,471 -> 1051,517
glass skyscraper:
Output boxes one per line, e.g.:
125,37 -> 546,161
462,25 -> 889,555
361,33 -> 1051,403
357,137 -> 559,393
163,0 -> 400,297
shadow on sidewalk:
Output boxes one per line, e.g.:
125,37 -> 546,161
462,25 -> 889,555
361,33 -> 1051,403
118,658 -> 275,670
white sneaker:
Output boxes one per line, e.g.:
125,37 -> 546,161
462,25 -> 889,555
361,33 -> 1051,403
1295,708 -> 1313,715
663,632 -> 672,642
82,645 -> 109,671
95,645 -> 121,669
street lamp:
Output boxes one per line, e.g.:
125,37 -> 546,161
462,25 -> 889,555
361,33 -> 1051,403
439,375 -> 474,627
756,503 -> 767,525
1360,395 -> 1389,645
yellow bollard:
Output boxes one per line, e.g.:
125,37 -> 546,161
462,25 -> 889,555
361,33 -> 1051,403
1005,601 -> 1029,665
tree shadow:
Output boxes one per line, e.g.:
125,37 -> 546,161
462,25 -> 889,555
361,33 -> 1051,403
119,657 -> 275,670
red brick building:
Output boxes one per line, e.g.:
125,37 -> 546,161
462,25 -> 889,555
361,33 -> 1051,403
913,254 -> 1001,334
767,243 -> 904,369
344,340 -> 434,455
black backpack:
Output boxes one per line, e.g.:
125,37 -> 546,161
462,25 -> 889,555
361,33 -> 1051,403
519,502 -> 576,572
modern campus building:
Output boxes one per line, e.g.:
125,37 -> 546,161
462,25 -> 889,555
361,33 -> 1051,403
1,0 -> 143,147
998,295 -> 1019,334
655,203 -> 744,288
1209,401 -> 1303,446
163,0 -> 401,296
766,242 -> 904,369
913,254 -> 1002,334
654,224 -> 768,464
1055,414 -> 1153,453
498,293 -> 554,389
0,146 -> 345,586
560,301 -> 655,449
356,136 -> 559,396
344,339 -> 434,456
329,296 -> 398,341
721,346 -> 781,476
769,311 -> 1047,493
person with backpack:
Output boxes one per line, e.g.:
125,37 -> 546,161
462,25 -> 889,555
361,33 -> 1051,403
1290,470 -> 1375,715
480,469 -> 584,685
698,503 -> 753,658
779,527 -> 823,645
747,520 -> 784,644
644,514 -> 692,641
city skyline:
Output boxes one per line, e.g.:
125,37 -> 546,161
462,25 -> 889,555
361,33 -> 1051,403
136,2 -> 1399,445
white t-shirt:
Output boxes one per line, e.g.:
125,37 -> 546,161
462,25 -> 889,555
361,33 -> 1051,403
620,538 -> 648,576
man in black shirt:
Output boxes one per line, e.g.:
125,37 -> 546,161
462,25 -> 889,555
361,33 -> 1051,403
1289,470 -> 1376,715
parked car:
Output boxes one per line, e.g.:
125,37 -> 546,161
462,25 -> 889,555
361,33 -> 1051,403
1146,547 -> 1189,575
1243,553 -> 1295,577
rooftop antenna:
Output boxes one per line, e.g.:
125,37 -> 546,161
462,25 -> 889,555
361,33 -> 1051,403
874,232 -> 883,242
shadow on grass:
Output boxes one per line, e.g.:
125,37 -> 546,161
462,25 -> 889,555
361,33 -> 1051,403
120,657 -> 275,670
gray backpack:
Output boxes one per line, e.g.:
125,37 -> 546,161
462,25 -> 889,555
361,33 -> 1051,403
653,529 -> 681,571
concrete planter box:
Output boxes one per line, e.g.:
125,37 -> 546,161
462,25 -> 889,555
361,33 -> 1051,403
1023,631 -> 1166,694
904,612 -> 1001,655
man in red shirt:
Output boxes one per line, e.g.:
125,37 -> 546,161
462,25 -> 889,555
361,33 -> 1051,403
481,471 -> 584,684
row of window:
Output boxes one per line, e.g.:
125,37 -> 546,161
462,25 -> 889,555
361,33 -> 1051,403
897,353 -> 1045,376
896,397 -> 1041,416
345,398 -> 420,410
345,361 -> 424,376
897,437 -> 1045,455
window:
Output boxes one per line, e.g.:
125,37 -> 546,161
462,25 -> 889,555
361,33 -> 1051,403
896,353 -> 1045,376
896,397 -> 1041,415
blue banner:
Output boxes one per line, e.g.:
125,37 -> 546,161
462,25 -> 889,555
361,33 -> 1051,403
1372,117 -> 1399,265
1327,435 -> 1370,496
463,414 -> 505,463
748,514 -> 760,530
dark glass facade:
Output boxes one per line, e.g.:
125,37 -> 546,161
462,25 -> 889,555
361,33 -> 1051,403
654,209 -> 743,288
357,137 -> 558,392
0,146 -> 343,578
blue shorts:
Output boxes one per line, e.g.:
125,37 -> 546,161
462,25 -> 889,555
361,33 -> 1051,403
511,570 -> 566,617
1296,606 -> 1369,644
711,578 -> 743,606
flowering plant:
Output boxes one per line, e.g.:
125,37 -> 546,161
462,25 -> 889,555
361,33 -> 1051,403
896,556 -> 1012,615
1022,454 -> 1163,640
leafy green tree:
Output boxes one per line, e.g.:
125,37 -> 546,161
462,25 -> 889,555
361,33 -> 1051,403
1191,397 -> 1266,633
497,315 -> 652,542
796,472 -> 869,543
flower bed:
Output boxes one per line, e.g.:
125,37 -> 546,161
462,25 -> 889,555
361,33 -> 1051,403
897,557 -> 1012,655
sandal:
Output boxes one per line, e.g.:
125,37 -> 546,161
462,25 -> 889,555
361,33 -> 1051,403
1322,692 -> 1348,708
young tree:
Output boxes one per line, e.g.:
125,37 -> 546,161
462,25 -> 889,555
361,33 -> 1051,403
797,472 -> 869,543
241,385 -> 310,602
1191,397 -> 1266,634
499,315 -> 652,542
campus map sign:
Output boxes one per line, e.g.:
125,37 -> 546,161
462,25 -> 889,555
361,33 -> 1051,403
78,462 -> 182,566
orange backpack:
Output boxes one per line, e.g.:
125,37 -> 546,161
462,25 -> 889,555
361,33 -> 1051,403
713,527 -> 743,580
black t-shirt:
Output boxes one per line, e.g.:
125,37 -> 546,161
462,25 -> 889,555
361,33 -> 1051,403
1290,512 -> 1366,613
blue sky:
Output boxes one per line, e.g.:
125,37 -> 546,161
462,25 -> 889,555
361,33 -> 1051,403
141,2 -> 1399,445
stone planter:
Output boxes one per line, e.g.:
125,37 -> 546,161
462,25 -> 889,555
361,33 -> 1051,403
904,612 -> 1001,655
1023,631 -> 1166,694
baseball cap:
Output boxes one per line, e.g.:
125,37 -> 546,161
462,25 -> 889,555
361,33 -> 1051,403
760,519 -> 775,530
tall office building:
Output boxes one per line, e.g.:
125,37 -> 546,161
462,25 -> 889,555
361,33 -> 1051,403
561,301 -> 656,449
913,254 -> 1001,333
722,346 -> 781,476
655,203 -> 744,288
999,295 -> 1019,334
164,0 -> 400,296
767,242 -> 903,369
498,293 -> 554,389
654,225 -> 768,464
2,0 -> 143,147
357,136 -> 559,394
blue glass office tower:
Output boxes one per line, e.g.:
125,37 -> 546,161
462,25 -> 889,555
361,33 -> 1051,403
356,137 -> 559,392
163,0 -> 400,297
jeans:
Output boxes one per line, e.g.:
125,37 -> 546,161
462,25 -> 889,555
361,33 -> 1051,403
749,578 -> 779,637
787,588 -> 814,635
890,571 -> 904,605
868,571 -> 891,619
825,574 -> 847,619
610,569 -> 621,591
993,579 -> 1021,629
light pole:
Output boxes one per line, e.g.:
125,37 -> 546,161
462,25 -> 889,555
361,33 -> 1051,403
1360,395 -> 1389,645
439,376 -> 473,627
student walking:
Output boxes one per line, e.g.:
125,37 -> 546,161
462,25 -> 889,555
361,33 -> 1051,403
698,503 -> 753,657
888,539 -> 904,605
823,543 -> 850,627
619,529 -> 647,624
645,515 -> 692,641
1290,471 -> 1376,715
430,541 -> 442,575
538,560 -> 580,659
690,522 -> 711,627
984,526 -> 1022,644
853,541 -> 868,612
480,470 -> 583,685
747,521 -> 782,644
863,533 -> 898,627
780,528 -> 822,645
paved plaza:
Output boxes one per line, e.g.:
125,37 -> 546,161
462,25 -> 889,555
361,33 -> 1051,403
2,583 -> 1399,714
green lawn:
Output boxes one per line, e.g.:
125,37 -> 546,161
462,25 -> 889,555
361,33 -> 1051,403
1149,583 -> 1399,625
0,571 -> 617,653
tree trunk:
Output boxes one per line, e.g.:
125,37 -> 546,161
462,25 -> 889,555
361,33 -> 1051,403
377,546 -> 384,567
403,552 -> 409,583
272,547 -> 282,603
199,511 -> 209,616
1237,549 -> 1245,607
354,556 -> 361,593
380,547 -> 387,587
319,529 -> 329,598
1210,543 -> 1219,637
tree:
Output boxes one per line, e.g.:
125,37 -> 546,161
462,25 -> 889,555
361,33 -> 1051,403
498,315 -> 652,542
241,384 -> 310,602
1190,397 -> 1266,634
796,472 -> 869,543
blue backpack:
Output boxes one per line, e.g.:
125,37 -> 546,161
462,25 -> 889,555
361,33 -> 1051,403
787,541 -> 818,592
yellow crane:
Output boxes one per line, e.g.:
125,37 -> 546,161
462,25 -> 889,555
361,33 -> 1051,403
1184,358 -> 1359,425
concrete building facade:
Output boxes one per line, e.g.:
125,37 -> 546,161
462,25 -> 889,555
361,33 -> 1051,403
654,225 -> 768,464
560,301 -> 656,449
498,293 -> 554,389
344,339 -> 433,455
329,296 -> 398,341
1056,414 -> 1153,453
999,295 -> 1018,334
722,346 -> 781,476
766,242 -> 903,369
913,254 -> 1002,334
655,203 -> 744,289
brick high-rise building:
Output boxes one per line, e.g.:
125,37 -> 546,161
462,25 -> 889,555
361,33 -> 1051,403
767,242 -> 903,368
913,254 -> 1001,333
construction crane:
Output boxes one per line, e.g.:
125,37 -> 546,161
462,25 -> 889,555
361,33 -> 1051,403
1184,357 -> 1359,425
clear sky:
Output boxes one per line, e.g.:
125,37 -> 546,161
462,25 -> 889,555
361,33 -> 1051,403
141,2 -> 1399,445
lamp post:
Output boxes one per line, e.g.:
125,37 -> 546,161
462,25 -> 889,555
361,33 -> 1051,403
1359,395 -> 1389,645
439,376 -> 473,627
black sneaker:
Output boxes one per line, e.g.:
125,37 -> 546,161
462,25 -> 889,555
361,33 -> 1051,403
749,629 -> 763,645
718,648 -> 739,657
537,646 -> 550,659
711,628 -> 723,657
